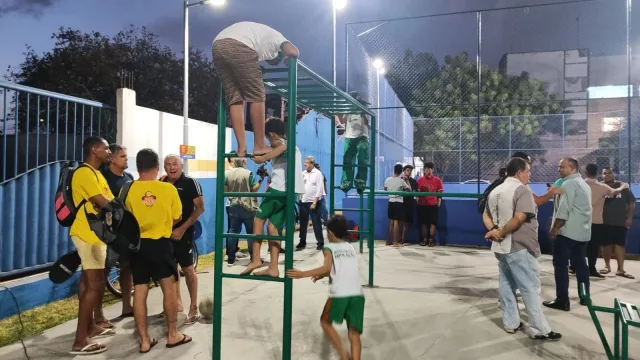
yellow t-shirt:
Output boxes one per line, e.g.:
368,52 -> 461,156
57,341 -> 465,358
69,164 -> 114,245
124,180 -> 182,240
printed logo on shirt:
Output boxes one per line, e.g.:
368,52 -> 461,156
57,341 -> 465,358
142,191 -> 157,207
333,249 -> 356,259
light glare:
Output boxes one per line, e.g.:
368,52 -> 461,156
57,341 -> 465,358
206,0 -> 226,7
372,58 -> 384,69
333,0 -> 347,10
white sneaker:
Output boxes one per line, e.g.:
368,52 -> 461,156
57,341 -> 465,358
226,263 -> 234,267
236,252 -> 249,259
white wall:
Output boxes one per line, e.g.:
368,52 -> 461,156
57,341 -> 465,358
116,88 -> 232,178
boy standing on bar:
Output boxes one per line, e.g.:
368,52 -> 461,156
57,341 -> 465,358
240,117 -> 304,277
287,215 -> 364,360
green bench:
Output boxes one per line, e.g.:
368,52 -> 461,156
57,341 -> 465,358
579,283 -> 639,360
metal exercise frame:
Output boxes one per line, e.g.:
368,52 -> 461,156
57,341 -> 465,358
212,57 -> 375,360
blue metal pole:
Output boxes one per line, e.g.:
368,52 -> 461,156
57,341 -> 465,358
14,91 -> 20,177
36,96 -> 40,167
56,100 -> 59,161
46,97 -> 50,163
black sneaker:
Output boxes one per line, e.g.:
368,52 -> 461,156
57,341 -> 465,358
533,331 -> 562,341
590,271 -> 605,278
316,245 -> 324,251
543,300 -> 570,312
295,245 -> 306,251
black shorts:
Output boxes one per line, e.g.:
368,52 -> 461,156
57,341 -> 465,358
388,202 -> 405,221
130,238 -> 178,286
417,205 -> 439,226
403,198 -> 415,224
590,223 -> 605,245
174,227 -> 195,268
105,247 -> 130,269
600,225 -> 628,246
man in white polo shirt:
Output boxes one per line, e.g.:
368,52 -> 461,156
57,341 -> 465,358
212,22 -> 300,158
297,156 -> 326,251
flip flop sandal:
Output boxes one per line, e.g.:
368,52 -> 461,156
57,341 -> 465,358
69,343 -> 107,355
166,335 -> 193,348
184,314 -> 201,326
599,268 -> 611,274
96,321 -> 114,329
91,328 -> 116,339
140,339 -> 158,353
616,272 -> 635,279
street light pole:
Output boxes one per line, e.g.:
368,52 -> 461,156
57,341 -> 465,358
332,6 -> 337,85
182,0 -> 225,173
183,0 -> 190,173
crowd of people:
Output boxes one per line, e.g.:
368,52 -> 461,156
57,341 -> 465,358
482,151 -> 635,341
68,137 -> 204,355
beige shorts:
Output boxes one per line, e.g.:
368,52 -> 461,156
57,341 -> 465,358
71,236 -> 107,270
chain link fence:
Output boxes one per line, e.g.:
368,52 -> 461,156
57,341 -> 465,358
346,0 -> 639,189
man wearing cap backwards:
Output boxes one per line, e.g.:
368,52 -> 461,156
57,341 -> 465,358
335,91 -> 371,194
212,22 -> 300,158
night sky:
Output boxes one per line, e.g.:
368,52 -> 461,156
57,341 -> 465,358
0,0 -> 636,87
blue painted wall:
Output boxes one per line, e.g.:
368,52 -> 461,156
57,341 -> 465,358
343,196 -> 640,255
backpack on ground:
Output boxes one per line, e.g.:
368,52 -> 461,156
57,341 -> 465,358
477,177 -> 506,214
54,162 -> 98,227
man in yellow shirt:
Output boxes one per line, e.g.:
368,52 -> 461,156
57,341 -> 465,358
69,136 -> 114,355
125,148 -> 192,352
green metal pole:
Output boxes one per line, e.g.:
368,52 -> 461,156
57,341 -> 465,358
614,311 -> 620,359
212,83 -> 227,360
359,193 -> 364,254
622,323 -> 628,360
367,115 -> 376,287
282,57 -> 298,360
330,110 -> 336,216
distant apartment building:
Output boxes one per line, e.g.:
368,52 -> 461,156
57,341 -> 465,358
500,49 -> 640,176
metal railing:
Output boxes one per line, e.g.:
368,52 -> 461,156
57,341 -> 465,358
0,81 -> 117,183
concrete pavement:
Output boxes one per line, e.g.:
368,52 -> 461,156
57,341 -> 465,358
1,231 -> 639,359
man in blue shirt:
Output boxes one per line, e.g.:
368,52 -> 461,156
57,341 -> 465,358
544,157 -> 592,312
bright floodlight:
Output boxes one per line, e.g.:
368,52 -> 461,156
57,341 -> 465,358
372,58 -> 384,69
206,0 -> 226,6
378,67 -> 386,75
333,0 -> 347,10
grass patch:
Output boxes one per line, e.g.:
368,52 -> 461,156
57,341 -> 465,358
0,248 -> 238,348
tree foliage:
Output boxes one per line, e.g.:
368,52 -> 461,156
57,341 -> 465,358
6,26 -> 219,134
387,52 -> 565,180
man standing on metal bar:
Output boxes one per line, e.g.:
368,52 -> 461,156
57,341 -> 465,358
484,157 -> 562,340
161,154 -> 205,326
212,22 -> 300,158
224,157 -> 262,266
240,117 -> 305,277
335,92 -> 370,194
544,157 -> 592,312
297,156 -> 326,251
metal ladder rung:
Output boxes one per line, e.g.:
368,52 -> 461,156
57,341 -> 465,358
221,273 -> 285,283
334,208 -> 368,212
334,164 -> 371,168
223,233 -> 286,241
346,230 -> 363,234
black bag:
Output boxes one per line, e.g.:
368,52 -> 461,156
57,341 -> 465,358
477,177 -> 506,214
49,250 -> 81,284
86,181 -> 141,255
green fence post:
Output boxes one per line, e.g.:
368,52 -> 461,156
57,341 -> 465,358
614,311 -> 620,359
359,193 -> 364,254
367,115 -> 376,287
282,57 -> 298,360
330,103 -> 336,217
213,83 -> 227,360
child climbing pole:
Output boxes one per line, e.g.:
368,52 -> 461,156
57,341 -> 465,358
335,91 -> 371,194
